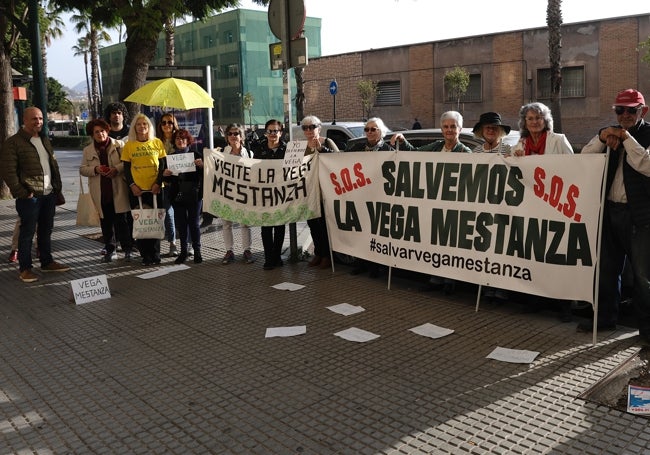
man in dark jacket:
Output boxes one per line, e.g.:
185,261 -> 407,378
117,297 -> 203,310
580,89 -> 650,338
0,107 -> 70,283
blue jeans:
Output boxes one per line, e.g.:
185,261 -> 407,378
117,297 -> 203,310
15,193 -> 56,271
598,202 -> 650,334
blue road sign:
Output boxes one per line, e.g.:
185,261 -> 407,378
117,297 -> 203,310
329,80 -> 338,96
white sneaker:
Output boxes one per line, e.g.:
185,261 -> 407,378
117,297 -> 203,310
169,242 -> 178,257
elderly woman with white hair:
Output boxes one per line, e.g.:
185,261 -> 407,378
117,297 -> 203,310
300,115 -> 340,269
345,117 -> 394,152
391,110 -> 472,154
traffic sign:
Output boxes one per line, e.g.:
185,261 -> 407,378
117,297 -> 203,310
329,80 -> 338,96
268,0 -> 306,40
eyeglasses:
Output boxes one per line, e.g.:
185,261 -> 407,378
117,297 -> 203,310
614,106 -> 641,115
301,124 -> 318,131
175,137 -> 188,142
266,129 -> 281,134
160,120 -> 174,126
227,131 -> 240,136
364,127 -> 379,132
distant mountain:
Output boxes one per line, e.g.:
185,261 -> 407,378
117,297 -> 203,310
64,81 -> 87,101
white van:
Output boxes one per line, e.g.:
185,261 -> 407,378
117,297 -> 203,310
291,121 -> 368,150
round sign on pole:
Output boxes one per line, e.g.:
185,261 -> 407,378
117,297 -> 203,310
268,0 -> 306,40
329,80 -> 338,96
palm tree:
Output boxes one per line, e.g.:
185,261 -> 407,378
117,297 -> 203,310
71,11 -> 112,119
547,0 -> 563,132
164,16 -> 175,66
72,36 -> 92,119
39,2 -> 65,82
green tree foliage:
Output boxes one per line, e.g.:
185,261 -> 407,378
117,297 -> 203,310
444,66 -> 469,111
45,77 -> 68,113
243,92 -> 254,130
640,37 -> 650,65
357,79 -> 378,120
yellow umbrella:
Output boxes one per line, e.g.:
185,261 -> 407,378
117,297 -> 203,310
124,77 -> 214,110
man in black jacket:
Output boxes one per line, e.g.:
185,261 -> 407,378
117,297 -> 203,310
580,89 -> 650,339
0,107 -> 71,283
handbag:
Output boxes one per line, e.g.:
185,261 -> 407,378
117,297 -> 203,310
76,176 -> 100,227
131,195 -> 166,240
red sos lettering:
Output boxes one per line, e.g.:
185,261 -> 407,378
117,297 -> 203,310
533,166 -> 581,222
330,163 -> 371,195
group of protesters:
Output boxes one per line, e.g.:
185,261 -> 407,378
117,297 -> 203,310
2,89 -> 649,343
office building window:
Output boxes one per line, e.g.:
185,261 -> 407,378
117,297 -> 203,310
376,81 -> 401,106
227,64 -> 239,79
537,66 -> 585,98
224,31 -> 234,44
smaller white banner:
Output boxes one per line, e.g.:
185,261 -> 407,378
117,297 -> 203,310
283,140 -> 307,167
166,152 -> 196,175
71,274 -> 111,305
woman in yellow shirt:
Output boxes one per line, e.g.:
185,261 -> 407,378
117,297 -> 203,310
121,113 -> 167,265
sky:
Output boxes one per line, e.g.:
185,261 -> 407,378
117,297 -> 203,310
47,0 -> 650,89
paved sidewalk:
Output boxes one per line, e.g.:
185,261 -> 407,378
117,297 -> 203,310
0,150 -> 648,454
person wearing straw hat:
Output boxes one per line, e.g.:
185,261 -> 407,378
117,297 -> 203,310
472,112 -> 512,155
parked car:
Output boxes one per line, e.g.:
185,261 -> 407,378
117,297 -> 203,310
345,128 -> 520,151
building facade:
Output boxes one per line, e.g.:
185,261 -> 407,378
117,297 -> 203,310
302,14 -> 650,148
100,9 -> 321,128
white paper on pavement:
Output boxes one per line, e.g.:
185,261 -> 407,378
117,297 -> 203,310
327,303 -> 365,316
265,326 -> 307,338
334,327 -> 380,342
486,346 -> 540,364
409,323 -> 454,339
272,282 -> 305,291
137,264 -> 191,279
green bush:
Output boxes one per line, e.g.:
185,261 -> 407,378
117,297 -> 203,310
51,136 -> 91,149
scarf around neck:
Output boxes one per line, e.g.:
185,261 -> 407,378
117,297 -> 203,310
524,131 -> 548,155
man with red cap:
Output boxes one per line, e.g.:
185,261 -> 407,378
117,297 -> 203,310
580,89 -> 650,340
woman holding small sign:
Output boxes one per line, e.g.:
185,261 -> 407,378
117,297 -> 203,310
80,119 -> 133,262
156,113 -> 180,257
162,129 -> 204,264
300,115 -> 339,269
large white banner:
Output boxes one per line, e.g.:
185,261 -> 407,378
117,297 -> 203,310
203,149 -> 321,226
319,151 -> 607,303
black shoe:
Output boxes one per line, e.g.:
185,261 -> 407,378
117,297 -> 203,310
142,257 -> 153,266
275,259 -> 284,267
174,253 -> 187,264
193,252 -> 203,264
576,320 -> 617,333
263,262 -> 274,270
153,256 -> 161,265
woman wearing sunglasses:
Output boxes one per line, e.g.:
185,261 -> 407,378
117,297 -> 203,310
220,123 -> 255,266
252,119 -> 287,270
345,117 -> 394,152
300,115 -> 339,269
156,113 -> 181,257
512,102 -> 573,156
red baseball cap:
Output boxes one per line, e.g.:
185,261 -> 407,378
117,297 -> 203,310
614,89 -> 645,107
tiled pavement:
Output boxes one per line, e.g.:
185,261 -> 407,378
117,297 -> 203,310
0,150 -> 649,454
